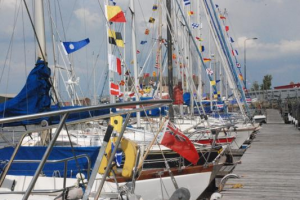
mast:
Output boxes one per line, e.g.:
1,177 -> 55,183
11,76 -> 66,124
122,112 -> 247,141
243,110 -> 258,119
105,0 -> 115,104
158,1 -> 163,120
130,0 -> 141,127
196,0 -> 202,101
167,0 -> 174,121
35,0 -> 47,61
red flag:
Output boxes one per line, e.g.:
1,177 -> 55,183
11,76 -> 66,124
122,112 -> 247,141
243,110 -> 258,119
160,121 -> 199,165
225,26 -> 229,32
143,73 -> 150,78
119,80 -> 125,86
129,92 -> 135,97
110,82 -> 120,96
219,15 -> 226,20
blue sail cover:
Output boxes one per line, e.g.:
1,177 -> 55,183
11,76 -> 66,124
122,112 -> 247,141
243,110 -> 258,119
0,59 -> 51,126
0,146 -> 100,177
0,59 -> 110,127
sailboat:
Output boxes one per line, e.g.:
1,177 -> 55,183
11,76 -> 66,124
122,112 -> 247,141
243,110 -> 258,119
0,0 -> 260,199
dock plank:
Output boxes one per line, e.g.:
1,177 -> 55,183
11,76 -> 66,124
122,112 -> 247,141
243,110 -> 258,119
221,109 -> 300,200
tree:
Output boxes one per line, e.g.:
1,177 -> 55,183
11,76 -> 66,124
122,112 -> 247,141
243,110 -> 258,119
260,74 -> 272,90
251,81 -> 260,91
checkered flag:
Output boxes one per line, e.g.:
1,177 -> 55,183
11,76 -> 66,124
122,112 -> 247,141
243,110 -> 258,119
191,23 -> 199,29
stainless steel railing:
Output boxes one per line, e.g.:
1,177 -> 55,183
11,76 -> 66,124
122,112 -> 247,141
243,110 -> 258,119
0,99 -> 172,200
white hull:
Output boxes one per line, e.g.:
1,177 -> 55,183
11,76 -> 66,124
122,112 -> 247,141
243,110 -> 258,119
1,170 -> 212,200
133,172 -> 212,200
230,131 -> 250,149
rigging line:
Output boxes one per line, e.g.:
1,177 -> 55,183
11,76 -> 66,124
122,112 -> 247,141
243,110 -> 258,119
46,0 -> 63,105
216,9 -> 247,92
63,124 -> 85,189
207,0 -> 249,119
64,0 -> 78,35
23,0 -> 46,62
161,1 -> 208,118
21,0 -> 29,125
201,0 -> 240,121
0,0 -> 22,86
93,2 -> 172,165
1,0 -> 22,122
55,0 -> 67,41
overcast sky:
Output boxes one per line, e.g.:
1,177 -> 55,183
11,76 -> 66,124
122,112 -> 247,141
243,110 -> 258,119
0,0 -> 299,100
215,0 -> 300,88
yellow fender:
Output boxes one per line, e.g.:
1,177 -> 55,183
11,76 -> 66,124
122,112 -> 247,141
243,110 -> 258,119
99,137 -> 137,178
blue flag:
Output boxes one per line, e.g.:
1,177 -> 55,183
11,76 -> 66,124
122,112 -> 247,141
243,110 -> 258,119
230,37 -> 234,43
140,40 -> 147,45
62,38 -> 90,55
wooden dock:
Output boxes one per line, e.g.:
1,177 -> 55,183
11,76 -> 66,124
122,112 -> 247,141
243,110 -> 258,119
221,109 -> 300,199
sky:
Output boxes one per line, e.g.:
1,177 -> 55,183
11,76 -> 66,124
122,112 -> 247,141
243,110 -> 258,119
215,0 -> 300,88
0,0 -> 299,102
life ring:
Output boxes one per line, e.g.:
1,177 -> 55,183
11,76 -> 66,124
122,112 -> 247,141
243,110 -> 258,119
98,137 -> 137,178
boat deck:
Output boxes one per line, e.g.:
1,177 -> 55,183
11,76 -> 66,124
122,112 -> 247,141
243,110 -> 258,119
221,109 -> 300,199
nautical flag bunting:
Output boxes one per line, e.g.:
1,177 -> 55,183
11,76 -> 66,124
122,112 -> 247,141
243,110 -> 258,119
145,29 -> 150,35
152,4 -> 158,11
183,0 -> 191,6
110,82 -> 120,96
108,29 -> 125,47
200,45 -> 205,52
105,5 -> 126,23
108,54 -> 122,75
203,58 -> 212,63
149,17 -> 155,23
61,38 -> 90,55
219,15 -> 226,19
232,49 -> 238,56
191,23 -> 200,29
206,68 -> 213,75
109,0 -> 116,5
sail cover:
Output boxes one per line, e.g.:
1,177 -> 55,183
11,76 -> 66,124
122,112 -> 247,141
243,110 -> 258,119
0,59 -> 51,126
0,59 -> 111,127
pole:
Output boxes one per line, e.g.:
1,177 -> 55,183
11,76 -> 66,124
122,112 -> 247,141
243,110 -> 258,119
105,0 -> 115,104
35,0 -> 47,61
82,125 -> 114,200
167,0 -> 174,122
23,113 -> 69,200
130,0 -> 141,127
244,39 -> 247,86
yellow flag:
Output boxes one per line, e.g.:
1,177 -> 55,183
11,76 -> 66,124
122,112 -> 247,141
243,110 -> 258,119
110,116 -> 123,133
105,5 -> 126,22
210,81 -> 216,86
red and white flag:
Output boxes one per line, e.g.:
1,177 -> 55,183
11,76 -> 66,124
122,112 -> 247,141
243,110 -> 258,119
110,82 -> 120,96
108,54 -> 122,75
159,120 -> 199,165
206,68 -> 214,76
